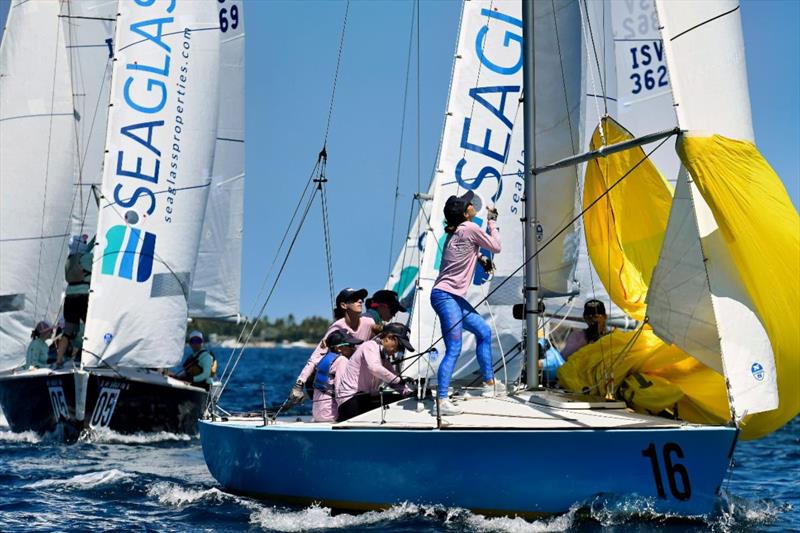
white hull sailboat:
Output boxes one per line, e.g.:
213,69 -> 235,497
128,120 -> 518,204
0,0 -> 245,438
200,0 -> 797,516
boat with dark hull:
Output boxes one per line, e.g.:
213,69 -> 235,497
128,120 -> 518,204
0,365 -> 208,438
0,366 -> 85,439
84,369 -> 208,435
0,0 -> 240,440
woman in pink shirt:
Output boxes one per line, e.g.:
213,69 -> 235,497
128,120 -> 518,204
336,322 -> 413,421
430,191 -> 502,416
286,288 -> 375,406
311,329 -> 363,422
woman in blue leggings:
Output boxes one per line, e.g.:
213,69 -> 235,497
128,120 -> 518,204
431,191 -> 502,416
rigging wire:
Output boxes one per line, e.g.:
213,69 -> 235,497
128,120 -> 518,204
218,2 -> 353,399
33,10 -> 66,321
387,1 -> 417,277
317,149 -> 336,310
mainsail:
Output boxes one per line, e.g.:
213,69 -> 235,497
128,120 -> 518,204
82,0 -> 221,368
398,0 -> 582,383
0,0 -> 76,370
189,0 -> 245,321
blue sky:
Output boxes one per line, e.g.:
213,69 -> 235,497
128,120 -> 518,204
1,1 -> 797,321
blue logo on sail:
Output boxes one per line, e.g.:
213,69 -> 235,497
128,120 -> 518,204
101,225 -> 156,282
751,362 -> 765,382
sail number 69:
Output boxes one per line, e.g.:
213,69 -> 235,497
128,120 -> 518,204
642,442 -> 692,500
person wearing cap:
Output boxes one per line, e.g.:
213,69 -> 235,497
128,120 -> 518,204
26,321 -> 53,368
286,287 -> 376,406
430,191 -> 503,416
335,322 -> 414,422
364,289 -> 406,325
311,330 -> 363,422
177,330 -> 216,389
561,299 -> 609,359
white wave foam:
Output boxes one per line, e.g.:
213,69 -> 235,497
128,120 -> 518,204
80,430 -> 193,444
461,506 -> 578,532
249,502 -> 421,531
24,469 -> 136,490
0,430 -> 41,443
147,481 -> 242,507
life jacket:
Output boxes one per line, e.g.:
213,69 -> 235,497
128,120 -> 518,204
183,349 -> 217,378
65,240 -> 94,286
539,338 -> 565,384
313,352 -> 342,394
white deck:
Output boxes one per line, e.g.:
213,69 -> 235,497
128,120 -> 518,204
217,389 -> 695,431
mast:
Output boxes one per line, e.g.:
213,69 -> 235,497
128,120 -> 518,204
521,0 -> 538,389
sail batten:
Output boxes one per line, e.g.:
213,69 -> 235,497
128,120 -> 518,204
82,0 -> 221,369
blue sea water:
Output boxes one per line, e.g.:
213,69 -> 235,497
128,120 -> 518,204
1,347 -> 797,532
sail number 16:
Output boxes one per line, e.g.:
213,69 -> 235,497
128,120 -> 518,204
642,442 -> 692,500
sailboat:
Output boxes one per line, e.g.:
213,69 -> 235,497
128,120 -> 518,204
0,0 -> 245,437
201,0 -> 798,516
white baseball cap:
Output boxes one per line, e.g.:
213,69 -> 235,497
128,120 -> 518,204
188,330 -> 204,343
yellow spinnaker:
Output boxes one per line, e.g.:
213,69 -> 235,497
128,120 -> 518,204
678,135 -> 800,439
583,118 -> 673,321
560,130 -> 799,440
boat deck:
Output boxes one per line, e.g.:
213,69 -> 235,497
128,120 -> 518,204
217,389 -> 694,431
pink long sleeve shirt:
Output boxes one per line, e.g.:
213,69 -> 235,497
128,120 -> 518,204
335,340 -> 404,405
433,220 -> 501,297
311,355 -> 349,422
296,316 -> 376,384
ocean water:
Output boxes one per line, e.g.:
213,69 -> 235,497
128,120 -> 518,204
1,347 -> 797,532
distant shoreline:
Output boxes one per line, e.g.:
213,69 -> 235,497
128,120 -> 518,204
213,338 -> 315,350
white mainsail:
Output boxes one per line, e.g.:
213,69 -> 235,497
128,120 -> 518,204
189,0 -> 245,321
62,0 -> 117,239
0,0 -> 76,370
82,0 -> 221,368
399,0 -> 582,383
647,0 -> 778,418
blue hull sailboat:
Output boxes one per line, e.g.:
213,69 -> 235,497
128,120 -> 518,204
200,0 -> 798,517
201,392 -> 736,516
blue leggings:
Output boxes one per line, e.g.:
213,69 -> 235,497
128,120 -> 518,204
430,288 -> 493,398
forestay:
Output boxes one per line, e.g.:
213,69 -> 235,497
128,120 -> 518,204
82,0 -> 221,368
189,0 -> 244,321
647,0 -> 778,418
63,0 -> 117,239
0,0 -> 76,370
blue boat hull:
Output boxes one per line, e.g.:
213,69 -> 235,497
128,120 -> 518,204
200,420 -> 737,516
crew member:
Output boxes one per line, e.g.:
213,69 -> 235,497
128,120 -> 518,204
430,191 -> 502,416
311,329 -> 363,422
364,289 -> 406,325
26,321 -> 53,369
178,330 -> 215,390
336,322 -> 413,422
561,299 -> 609,359
286,288 -> 375,406
59,235 -> 94,361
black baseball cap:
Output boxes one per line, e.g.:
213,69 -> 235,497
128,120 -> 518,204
366,289 -> 407,314
443,191 -> 475,226
325,329 -> 363,350
335,287 -> 368,307
583,299 -> 607,317
381,322 -> 415,352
